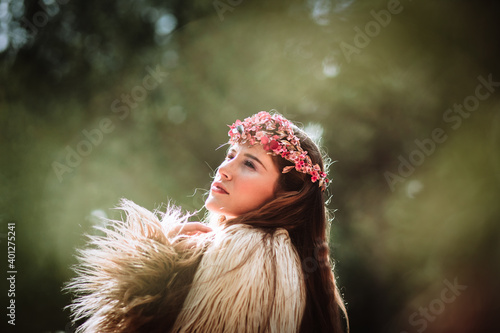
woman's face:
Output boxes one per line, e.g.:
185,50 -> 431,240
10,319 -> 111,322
205,143 -> 280,219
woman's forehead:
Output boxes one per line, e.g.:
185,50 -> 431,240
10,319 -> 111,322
229,143 -> 273,160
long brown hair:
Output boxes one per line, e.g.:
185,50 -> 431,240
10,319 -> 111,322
225,126 -> 348,333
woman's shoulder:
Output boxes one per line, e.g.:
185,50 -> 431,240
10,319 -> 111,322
174,220 -> 306,332
174,223 -> 305,332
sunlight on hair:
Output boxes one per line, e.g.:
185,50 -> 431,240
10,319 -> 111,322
303,122 -> 324,145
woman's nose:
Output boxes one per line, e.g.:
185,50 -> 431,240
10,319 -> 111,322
218,162 -> 232,180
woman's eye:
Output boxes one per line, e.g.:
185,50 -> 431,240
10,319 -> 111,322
226,154 -> 234,160
244,160 -> 256,169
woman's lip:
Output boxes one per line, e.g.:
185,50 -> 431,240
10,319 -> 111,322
211,182 -> 229,194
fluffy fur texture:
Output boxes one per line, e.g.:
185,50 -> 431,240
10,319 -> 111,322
66,200 -> 306,332
66,199 -> 207,333
172,225 -> 306,332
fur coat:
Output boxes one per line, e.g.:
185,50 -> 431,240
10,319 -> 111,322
66,200 -> 306,332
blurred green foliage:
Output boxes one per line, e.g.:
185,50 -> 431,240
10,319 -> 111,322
1,0 -> 500,332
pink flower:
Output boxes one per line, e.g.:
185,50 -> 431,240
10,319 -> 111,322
255,131 -> 266,140
227,111 -> 329,190
269,140 -> 279,150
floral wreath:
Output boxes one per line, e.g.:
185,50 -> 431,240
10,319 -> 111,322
228,111 -> 329,190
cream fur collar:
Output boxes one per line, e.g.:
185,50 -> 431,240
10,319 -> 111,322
66,200 -> 305,332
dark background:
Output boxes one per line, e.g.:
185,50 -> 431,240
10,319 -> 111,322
1,0 -> 500,332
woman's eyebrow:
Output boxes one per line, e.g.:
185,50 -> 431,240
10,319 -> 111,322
244,153 -> 267,170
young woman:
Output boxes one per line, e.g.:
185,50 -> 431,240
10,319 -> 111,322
66,111 -> 348,332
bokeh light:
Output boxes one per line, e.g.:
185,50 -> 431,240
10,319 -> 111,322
1,0 -> 499,332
